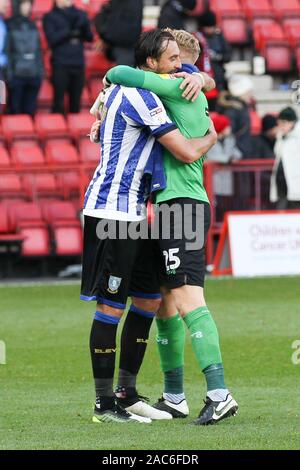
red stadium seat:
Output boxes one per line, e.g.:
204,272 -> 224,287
85,49 -> 114,78
271,0 -> 300,19
19,225 -> 50,256
42,200 -> 77,223
41,200 -> 82,255
56,172 -> 81,198
220,16 -> 248,45
8,201 -> 44,230
43,52 -> 52,78
10,144 -> 45,166
0,174 -> 23,199
263,45 -> 293,72
284,18 -> 300,47
81,86 -> 92,109
0,204 -> 9,233
79,139 -> 101,164
37,80 -> 54,109
22,174 -> 59,199
67,112 -> 95,141
86,0 -> 109,18
211,0 -> 243,14
0,147 -> 11,167
7,201 -> 50,256
35,19 -> 48,50
45,142 -> 79,165
31,0 -> 52,19
253,20 -> 287,50
8,202 -> 50,256
10,139 -> 38,149
35,113 -> 68,142
53,224 -> 82,255
1,115 -> 36,144
89,78 -> 104,101
242,0 -> 274,19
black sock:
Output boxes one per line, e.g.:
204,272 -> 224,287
118,306 -> 154,393
90,312 -> 120,408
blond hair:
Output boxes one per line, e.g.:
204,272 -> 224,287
163,28 -> 200,60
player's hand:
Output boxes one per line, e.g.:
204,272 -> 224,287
90,115 -> 101,143
208,120 -> 218,144
173,71 -> 203,102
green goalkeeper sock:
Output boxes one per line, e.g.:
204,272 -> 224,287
156,314 -> 185,394
183,306 -> 226,390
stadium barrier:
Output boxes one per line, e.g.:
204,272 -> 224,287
204,159 -> 275,264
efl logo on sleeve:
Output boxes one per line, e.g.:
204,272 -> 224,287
150,107 -> 163,117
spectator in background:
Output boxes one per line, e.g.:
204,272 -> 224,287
196,10 -> 231,92
252,114 -> 278,159
270,107 -> 300,210
194,19 -> 219,110
94,0 -> 143,67
5,0 -> 43,115
43,0 -> 93,114
0,0 -> 8,80
206,113 -> 242,219
218,75 -> 254,158
158,0 -> 196,29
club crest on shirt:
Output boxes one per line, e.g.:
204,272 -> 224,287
107,275 -> 122,294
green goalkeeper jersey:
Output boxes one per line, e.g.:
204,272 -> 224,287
107,66 -> 210,204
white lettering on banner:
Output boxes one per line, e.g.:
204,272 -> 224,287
228,212 -> 300,277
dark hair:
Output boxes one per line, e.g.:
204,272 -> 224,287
278,107 -> 297,122
197,10 -> 217,28
135,29 -> 176,68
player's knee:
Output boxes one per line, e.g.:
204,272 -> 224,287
132,297 -> 161,314
172,285 -> 206,317
96,303 -> 124,318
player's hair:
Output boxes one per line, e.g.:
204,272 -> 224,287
135,29 -> 176,67
163,28 -> 201,60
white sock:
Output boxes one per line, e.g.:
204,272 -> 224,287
163,392 -> 185,404
207,389 -> 230,402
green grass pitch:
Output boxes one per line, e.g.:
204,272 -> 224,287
1,277 -> 300,450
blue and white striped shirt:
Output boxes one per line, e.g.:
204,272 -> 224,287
83,85 -> 176,221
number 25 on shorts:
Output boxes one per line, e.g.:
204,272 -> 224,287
163,248 -> 181,274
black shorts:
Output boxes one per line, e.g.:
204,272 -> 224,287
80,215 -> 161,309
157,198 -> 211,289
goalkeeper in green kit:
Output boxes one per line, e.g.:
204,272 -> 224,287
102,28 -> 238,425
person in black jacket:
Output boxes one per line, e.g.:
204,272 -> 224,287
157,0 -> 196,29
252,114 -> 278,159
197,10 -> 231,91
94,0 -> 143,66
5,0 -> 43,115
43,0 -> 93,114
